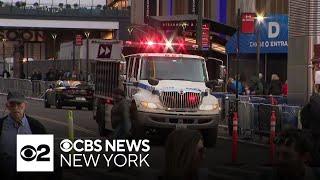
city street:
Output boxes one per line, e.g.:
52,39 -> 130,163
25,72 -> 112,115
0,95 -> 270,179
1,1 -> 318,180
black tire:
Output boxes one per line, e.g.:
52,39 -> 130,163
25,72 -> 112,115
130,102 -> 145,139
203,126 -> 218,147
88,104 -> 94,111
76,106 -> 82,110
44,96 -> 50,108
56,97 -> 62,109
96,101 -> 107,137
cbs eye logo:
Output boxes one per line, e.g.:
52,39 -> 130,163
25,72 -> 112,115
20,144 -> 50,162
17,135 -> 54,172
60,139 -> 73,152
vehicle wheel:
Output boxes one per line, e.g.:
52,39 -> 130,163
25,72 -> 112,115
88,104 -> 94,111
56,98 -> 62,109
44,96 -> 50,108
203,125 -> 218,148
76,106 -> 82,110
130,102 -> 145,139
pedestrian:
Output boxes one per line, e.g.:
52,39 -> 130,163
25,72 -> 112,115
37,70 -> 42,80
31,70 -> 38,81
227,77 -> 234,93
259,73 -> 268,95
110,88 -> 131,139
249,75 -> 263,95
268,74 -> 282,95
258,129 -> 319,180
164,129 -> 207,180
282,80 -> 288,96
20,72 -> 26,79
79,71 -> 85,81
301,93 -> 320,166
0,91 -> 62,179
46,68 -> 55,81
2,69 -> 11,79
230,75 -> 244,94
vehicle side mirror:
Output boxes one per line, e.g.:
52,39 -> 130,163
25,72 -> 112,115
148,78 -> 159,86
205,80 -> 218,89
219,65 -> 226,79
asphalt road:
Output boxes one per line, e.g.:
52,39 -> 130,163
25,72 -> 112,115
0,95 -> 272,180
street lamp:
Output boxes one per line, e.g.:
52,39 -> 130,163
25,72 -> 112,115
255,13 -> 265,77
51,33 -> 57,60
2,38 -> 6,74
84,31 -> 90,82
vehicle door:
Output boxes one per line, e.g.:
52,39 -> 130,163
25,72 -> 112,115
124,55 -> 140,98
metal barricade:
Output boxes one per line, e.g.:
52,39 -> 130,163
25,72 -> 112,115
220,93 -> 302,140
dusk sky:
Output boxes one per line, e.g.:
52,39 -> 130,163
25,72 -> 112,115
2,0 -> 107,6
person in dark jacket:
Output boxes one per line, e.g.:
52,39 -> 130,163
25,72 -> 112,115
259,73 -> 268,95
301,93 -> 320,166
164,129 -> 207,180
111,88 -> 131,139
258,129 -> 319,180
0,91 -> 61,179
269,74 -> 282,95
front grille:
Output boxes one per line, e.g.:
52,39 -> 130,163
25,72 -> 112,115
160,91 -> 202,109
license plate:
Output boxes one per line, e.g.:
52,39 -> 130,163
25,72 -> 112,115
76,97 -> 86,101
175,124 -> 187,129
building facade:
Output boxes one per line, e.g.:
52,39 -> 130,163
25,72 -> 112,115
130,0 -> 288,27
0,1 -> 130,78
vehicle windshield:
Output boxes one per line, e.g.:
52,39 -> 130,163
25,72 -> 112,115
56,81 -> 92,89
140,56 -> 208,82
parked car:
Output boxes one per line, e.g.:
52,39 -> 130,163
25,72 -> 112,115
44,80 -> 94,110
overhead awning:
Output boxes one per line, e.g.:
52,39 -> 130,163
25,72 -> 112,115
149,15 -> 236,36
0,18 -> 119,30
148,15 -> 236,54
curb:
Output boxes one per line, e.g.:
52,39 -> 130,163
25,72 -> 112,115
0,92 -> 43,101
217,135 -> 268,148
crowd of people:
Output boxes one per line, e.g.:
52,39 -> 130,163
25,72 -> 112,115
227,73 -> 288,96
6,68 -> 89,82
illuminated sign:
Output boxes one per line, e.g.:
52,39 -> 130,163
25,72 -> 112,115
0,30 -> 44,42
241,13 -> 255,34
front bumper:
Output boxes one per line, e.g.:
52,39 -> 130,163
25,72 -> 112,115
137,111 -> 219,130
60,97 -> 93,107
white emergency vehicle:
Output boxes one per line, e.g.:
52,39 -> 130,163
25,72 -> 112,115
94,41 -> 221,146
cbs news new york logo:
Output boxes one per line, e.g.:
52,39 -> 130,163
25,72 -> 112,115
17,135 -> 54,172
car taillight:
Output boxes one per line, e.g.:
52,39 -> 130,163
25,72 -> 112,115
104,99 -> 113,105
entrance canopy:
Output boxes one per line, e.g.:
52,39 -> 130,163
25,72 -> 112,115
0,18 -> 119,30
226,15 -> 288,54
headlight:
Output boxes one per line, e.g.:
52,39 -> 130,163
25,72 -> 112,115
141,101 -> 158,109
199,103 -> 219,111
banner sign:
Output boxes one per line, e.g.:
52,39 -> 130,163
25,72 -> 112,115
188,0 -> 199,14
202,23 -> 210,49
226,15 -> 288,54
241,13 -> 256,33
144,0 -> 157,24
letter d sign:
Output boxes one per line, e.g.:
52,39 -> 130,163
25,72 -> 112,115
268,22 -> 280,38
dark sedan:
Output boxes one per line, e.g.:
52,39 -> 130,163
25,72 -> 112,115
44,81 -> 94,110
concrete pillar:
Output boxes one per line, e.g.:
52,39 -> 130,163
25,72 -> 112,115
288,0 -> 319,105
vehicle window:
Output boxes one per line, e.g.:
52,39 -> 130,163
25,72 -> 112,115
133,57 -> 140,79
140,57 -> 208,82
126,57 -> 134,79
